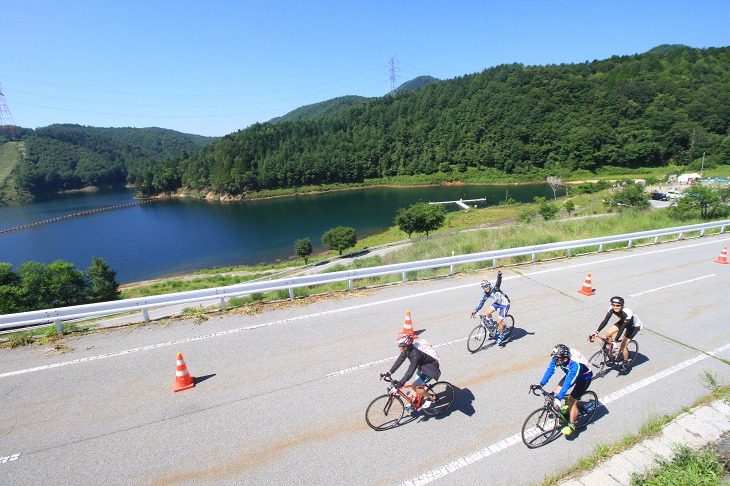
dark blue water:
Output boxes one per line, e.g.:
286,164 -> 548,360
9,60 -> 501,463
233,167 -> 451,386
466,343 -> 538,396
0,184 -> 554,283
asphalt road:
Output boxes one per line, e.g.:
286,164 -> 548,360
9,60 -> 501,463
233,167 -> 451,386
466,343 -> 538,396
1,235 -> 729,485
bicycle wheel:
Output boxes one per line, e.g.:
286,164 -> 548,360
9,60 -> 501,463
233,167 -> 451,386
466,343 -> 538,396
521,407 -> 559,448
573,390 -> 599,429
588,350 -> 607,375
365,394 -> 405,431
422,381 -> 456,416
501,314 -> 515,340
467,324 -> 487,353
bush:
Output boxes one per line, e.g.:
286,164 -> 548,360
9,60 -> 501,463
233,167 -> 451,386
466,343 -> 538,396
322,226 -> 357,255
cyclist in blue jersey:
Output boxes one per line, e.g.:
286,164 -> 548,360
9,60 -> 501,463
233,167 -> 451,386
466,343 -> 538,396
530,344 -> 593,435
470,270 -> 511,345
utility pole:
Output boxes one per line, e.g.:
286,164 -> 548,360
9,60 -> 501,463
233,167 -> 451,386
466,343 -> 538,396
0,83 -> 17,133
389,56 -> 399,96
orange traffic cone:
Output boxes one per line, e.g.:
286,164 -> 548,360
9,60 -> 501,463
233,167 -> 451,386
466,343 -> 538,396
399,310 -> 418,339
173,352 -> 195,392
715,246 -> 729,264
578,273 -> 595,296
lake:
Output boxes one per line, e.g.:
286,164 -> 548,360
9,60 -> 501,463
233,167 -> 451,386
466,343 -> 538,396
0,184 -> 555,284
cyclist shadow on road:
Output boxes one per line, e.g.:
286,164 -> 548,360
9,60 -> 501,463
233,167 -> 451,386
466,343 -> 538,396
564,400 -> 610,444
471,326 -> 535,354
594,352 -> 649,379
418,385 -> 475,424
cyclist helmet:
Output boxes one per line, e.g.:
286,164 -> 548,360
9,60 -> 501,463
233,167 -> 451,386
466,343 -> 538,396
480,280 -> 492,289
396,333 -> 414,347
610,296 -> 625,306
550,344 -> 571,360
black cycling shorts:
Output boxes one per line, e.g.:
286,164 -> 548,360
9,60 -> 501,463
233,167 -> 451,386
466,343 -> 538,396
558,376 -> 592,399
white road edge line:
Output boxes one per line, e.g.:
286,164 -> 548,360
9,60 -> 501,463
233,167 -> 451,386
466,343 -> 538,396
630,274 -> 715,297
396,342 -> 730,486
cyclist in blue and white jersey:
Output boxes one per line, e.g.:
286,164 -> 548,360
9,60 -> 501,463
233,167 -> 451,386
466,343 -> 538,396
530,344 -> 593,436
470,270 -> 511,345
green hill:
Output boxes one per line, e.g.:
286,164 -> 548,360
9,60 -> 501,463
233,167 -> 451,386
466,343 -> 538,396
269,95 -> 370,123
0,141 -> 23,203
9,125 -> 219,199
135,45 -> 730,197
394,75 -> 440,94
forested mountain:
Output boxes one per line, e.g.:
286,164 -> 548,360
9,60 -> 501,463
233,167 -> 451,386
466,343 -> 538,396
269,96 -> 370,123
135,45 -> 730,198
268,77 -> 440,124
10,125 -> 219,198
393,75 -> 441,94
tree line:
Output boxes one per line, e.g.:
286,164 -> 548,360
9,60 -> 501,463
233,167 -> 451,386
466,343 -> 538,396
6,125 -> 218,199
134,45 -> 730,197
0,257 -> 120,314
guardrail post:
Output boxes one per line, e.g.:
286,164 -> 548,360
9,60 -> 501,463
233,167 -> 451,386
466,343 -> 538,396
349,279 -> 354,290
599,243 -> 604,252
722,225 -> 726,234
219,297 -> 226,310
627,239 -> 633,248
654,236 -> 659,244
55,319 -> 63,335
142,309 -> 150,322
402,271 -> 407,282
567,248 -> 572,257
531,253 -> 536,262
450,251 -> 455,275
289,288 -> 294,301
679,232 -> 684,240
492,259 -> 497,268
700,229 -> 706,237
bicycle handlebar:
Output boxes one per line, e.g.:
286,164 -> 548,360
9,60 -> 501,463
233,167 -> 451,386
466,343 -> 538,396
528,385 -> 555,399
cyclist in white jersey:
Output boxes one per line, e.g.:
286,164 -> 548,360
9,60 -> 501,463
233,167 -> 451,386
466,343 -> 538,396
592,296 -> 642,372
470,270 -> 511,345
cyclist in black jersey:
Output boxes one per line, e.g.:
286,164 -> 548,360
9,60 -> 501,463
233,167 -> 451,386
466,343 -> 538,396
381,334 -> 441,410
592,296 -> 643,372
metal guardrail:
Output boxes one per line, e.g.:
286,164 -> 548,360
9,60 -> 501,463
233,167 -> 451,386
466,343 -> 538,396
1,220 -> 727,333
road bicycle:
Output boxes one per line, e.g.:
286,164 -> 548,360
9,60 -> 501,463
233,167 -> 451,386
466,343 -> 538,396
588,334 -> 639,376
365,375 -> 456,431
467,313 -> 515,352
521,385 -> 599,448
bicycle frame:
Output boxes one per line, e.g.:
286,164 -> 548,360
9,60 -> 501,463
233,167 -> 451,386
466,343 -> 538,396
592,335 -> 633,362
384,377 -> 423,408
479,315 -> 498,337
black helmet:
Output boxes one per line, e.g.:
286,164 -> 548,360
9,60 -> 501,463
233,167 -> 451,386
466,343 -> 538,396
610,296 -> 625,306
551,344 -> 570,360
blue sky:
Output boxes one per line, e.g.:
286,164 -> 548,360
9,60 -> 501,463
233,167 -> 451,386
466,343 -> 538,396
2,1 -> 729,137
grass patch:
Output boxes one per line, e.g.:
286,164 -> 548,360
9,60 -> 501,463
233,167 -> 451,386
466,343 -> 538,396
631,444 -> 725,485
1,322 -> 80,349
540,373 -> 730,485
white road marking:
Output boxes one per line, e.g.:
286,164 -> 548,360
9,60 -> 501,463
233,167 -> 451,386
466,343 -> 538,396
327,338 -> 467,378
629,274 -> 716,297
0,453 -> 20,464
397,342 -> 730,486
